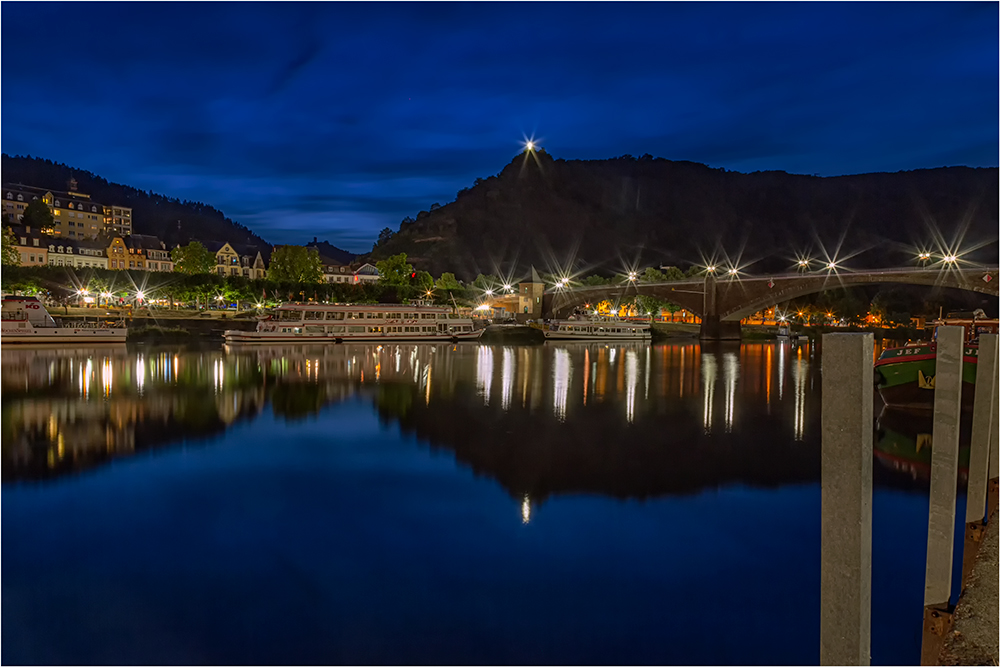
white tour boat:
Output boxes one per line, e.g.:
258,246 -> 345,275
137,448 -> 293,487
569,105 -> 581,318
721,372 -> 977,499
223,301 -> 485,344
1,296 -> 128,344
543,317 -> 651,341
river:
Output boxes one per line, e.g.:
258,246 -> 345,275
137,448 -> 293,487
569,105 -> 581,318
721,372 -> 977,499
1,340 -> 969,664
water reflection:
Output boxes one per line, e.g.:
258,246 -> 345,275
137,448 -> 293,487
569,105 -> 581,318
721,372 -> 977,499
2,341 -> 962,497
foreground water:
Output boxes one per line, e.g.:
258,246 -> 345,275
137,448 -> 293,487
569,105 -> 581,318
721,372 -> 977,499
1,341 -> 968,665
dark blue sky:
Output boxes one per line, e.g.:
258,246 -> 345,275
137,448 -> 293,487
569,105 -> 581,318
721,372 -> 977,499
2,2 -> 996,252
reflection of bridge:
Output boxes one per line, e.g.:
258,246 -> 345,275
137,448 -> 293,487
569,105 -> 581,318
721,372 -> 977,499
543,267 -> 1000,340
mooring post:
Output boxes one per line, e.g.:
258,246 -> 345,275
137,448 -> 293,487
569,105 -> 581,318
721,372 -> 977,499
962,334 -> 998,586
988,349 -> 999,522
920,325 -> 964,666
820,333 -> 873,666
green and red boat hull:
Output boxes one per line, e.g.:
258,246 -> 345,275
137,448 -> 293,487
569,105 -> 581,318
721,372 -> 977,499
874,343 -> 979,411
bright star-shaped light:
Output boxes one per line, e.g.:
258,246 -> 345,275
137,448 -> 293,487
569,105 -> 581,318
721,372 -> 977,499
798,259 -> 809,267
728,268 -> 738,275
706,266 -> 716,273
826,262 -> 836,270
943,255 -> 957,263
136,291 -> 145,300
485,289 -> 494,297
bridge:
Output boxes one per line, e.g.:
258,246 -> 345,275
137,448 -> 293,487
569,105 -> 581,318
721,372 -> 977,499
542,267 -> 1000,340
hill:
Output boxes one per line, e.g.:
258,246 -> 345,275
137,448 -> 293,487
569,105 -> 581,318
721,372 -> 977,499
304,238 -> 357,265
2,155 -> 355,263
369,151 -> 999,279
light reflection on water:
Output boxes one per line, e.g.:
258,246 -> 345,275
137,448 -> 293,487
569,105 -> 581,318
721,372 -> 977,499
2,338 -> 942,491
0,339 -> 967,666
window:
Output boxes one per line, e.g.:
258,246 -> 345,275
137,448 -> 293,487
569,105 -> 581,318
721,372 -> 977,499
19,237 -> 26,245
16,194 -> 23,202
129,261 -> 135,268
32,239 -> 38,247
5,192 -> 10,199
91,206 -> 97,212
29,254 -> 34,263
54,200 -> 60,206
69,202 -> 74,209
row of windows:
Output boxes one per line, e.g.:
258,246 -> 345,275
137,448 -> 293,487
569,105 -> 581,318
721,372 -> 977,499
285,310 -> 451,322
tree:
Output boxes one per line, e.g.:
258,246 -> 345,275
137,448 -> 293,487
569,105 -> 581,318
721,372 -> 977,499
21,200 -> 54,229
2,226 -> 20,266
581,274 -> 611,286
377,227 -> 395,246
642,267 -> 665,283
472,274 -> 500,291
413,270 -> 434,291
436,272 -> 461,290
268,246 -> 323,283
661,266 -> 685,281
170,241 -> 216,274
375,253 -> 414,286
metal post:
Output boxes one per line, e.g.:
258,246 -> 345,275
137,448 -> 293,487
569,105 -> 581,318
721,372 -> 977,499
963,334 -> 998,585
920,326 -> 964,665
820,333 -> 873,666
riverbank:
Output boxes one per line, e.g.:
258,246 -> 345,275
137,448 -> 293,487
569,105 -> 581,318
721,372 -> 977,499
940,506 -> 999,665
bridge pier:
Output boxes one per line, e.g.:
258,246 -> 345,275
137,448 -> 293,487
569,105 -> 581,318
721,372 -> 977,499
700,315 -> 741,341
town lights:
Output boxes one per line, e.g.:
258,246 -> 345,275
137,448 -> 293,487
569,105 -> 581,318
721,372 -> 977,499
136,291 -> 145,301
101,292 -> 112,298
80,288 -> 90,296
610,309 -> 619,316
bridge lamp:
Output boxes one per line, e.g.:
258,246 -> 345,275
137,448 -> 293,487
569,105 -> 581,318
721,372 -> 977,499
706,265 -> 716,273
798,259 -> 809,267
628,271 -> 638,282
485,289 -> 494,297
943,255 -> 958,263
502,284 -> 512,293
727,268 -> 738,275
917,252 -> 931,260
826,262 -> 836,270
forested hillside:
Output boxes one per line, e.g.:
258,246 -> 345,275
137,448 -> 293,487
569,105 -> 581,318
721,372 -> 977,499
370,151 -> 999,279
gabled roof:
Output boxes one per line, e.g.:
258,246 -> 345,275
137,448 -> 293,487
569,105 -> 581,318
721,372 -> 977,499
124,234 -> 166,251
353,262 -> 379,275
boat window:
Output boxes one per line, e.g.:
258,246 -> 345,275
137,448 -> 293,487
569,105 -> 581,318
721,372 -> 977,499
278,310 -> 301,321
348,326 -> 365,333
421,313 -> 435,320
325,311 -> 345,320
304,311 -> 322,320
328,326 -> 345,333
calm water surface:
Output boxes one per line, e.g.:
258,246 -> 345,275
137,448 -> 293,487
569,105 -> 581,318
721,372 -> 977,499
1,340 -> 969,665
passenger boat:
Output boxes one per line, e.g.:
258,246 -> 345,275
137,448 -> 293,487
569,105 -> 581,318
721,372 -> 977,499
874,311 -> 998,411
223,301 -> 484,344
875,408 -> 970,483
542,317 -> 651,341
1,296 -> 128,344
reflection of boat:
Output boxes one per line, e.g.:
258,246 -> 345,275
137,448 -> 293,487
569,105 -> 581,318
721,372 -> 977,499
1,296 -> 127,344
223,301 -> 483,344
874,313 -> 995,410
875,408 -> 970,482
542,317 -> 651,341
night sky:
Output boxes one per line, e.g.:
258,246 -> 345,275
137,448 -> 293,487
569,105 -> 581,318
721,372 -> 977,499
2,2 -> 996,252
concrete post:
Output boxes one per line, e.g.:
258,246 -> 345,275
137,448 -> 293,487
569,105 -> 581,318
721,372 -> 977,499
920,325 -> 964,665
820,333 -> 873,666
963,334 -> 998,585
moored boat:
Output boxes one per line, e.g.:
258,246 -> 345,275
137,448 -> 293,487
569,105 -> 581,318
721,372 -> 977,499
223,301 -> 484,344
874,311 -> 997,410
542,317 -> 651,341
1,296 -> 128,344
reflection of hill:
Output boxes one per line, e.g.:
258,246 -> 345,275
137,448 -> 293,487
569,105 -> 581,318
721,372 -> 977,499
375,382 -> 821,501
